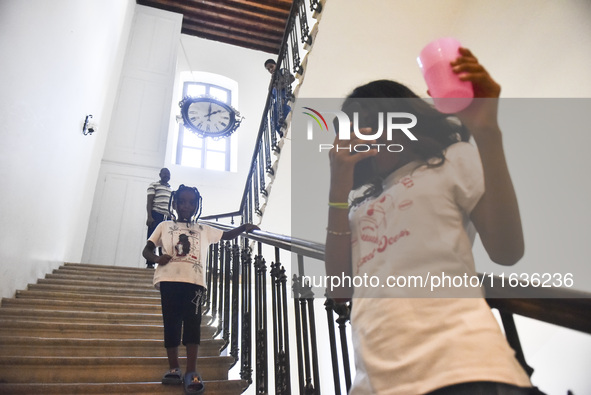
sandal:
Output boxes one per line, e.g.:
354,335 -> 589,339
184,371 -> 205,394
161,367 -> 183,385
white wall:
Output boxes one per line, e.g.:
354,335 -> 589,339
0,0 -> 136,298
82,5 -> 183,268
260,1 -> 591,394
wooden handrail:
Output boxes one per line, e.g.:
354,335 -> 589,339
487,298 -> 591,334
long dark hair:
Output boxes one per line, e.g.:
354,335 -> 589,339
341,80 -> 470,206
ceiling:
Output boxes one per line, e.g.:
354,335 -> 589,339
136,0 -> 294,54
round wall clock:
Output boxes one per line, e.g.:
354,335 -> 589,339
179,95 -> 243,139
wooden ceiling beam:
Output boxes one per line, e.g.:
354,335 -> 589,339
182,26 -> 279,53
136,0 -> 292,54
138,0 -> 288,27
183,18 -> 282,45
183,10 -> 285,30
186,0 -> 291,18
182,14 -> 284,36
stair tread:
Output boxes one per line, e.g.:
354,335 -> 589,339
0,306 -> 162,317
63,263 -> 156,272
15,289 -> 160,303
0,313 -> 214,326
0,318 -> 218,340
0,336 -> 223,346
0,355 -> 233,363
46,271 -> 153,279
28,283 -> 160,296
0,380 -> 248,394
0,262 -> 239,392
54,267 -> 154,276
38,277 -> 155,289
0,318 -> 163,328
0,336 -> 227,357
3,297 -> 161,311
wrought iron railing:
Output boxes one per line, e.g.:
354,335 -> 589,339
203,224 -> 353,394
204,222 -> 591,394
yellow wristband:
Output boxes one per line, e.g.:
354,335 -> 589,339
326,228 -> 352,236
328,202 -> 349,210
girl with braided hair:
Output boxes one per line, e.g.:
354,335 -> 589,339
143,184 -> 258,394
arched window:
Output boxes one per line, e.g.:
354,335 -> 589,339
176,81 -> 232,171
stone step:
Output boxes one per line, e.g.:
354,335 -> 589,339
0,306 -> 164,324
63,262 -> 155,275
0,336 -> 226,357
46,272 -> 154,285
55,267 -> 155,279
15,289 -> 160,305
28,283 -> 160,297
0,380 -> 247,394
0,318 -> 216,340
0,355 -> 235,383
0,262 -> 242,393
0,306 -> 215,326
37,277 -> 155,290
2,297 -> 161,313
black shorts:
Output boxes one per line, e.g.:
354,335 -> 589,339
425,382 -> 534,395
159,282 -> 205,348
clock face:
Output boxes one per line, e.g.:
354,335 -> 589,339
180,96 -> 240,138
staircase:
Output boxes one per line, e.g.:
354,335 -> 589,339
0,263 -> 247,394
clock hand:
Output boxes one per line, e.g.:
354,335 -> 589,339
205,110 -> 222,120
204,103 -> 213,120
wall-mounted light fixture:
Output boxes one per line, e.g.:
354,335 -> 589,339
82,115 -> 95,136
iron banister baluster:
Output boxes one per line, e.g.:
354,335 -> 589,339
298,1 -> 310,45
230,239 -> 241,366
211,242 -> 220,329
335,301 -> 352,392
299,296 -> 313,393
324,298 -> 342,394
499,311 -> 534,377
258,148 -> 268,196
292,275 -> 306,394
279,263 -> 292,394
309,0 -> 322,13
240,239 -> 253,384
307,298 -> 321,395
222,240 -> 232,350
204,244 -> 213,316
254,169 -> 261,217
270,260 -> 280,393
254,242 -> 268,394
215,241 -> 225,339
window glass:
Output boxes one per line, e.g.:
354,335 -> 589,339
206,151 -> 226,171
183,130 -> 202,148
209,87 -> 228,102
207,138 -> 226,151
187,84 -> 206,97
181,148 -> 202,167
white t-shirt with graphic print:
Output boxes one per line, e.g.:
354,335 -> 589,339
148,221 -> 223,289
348,142 -> 531,394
